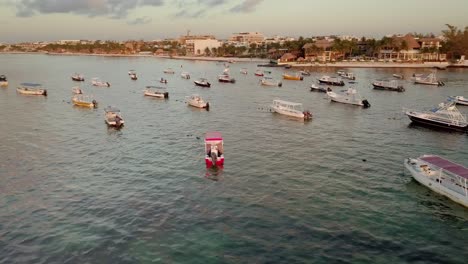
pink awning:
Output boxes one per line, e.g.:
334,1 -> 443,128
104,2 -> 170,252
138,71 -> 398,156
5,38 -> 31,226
421,156 -> 468,180
205,132 -> 223,141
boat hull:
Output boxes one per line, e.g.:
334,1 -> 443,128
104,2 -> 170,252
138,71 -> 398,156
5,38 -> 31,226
454,97 -> 468,106
205,157 -> 224,168
194,81 -> 211,87
283,75 -> 303,81
319,80 -> 344,86
0,81 -> 8,87
72,77 -> 85,81
144,91 -> 168,98
73,100 -> 96,108
372,83 -> 405,92
17,88 -> 47,96
406,112 -> 468,131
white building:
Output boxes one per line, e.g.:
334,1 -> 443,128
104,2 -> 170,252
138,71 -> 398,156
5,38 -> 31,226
186,39 -> 222,55
229,32 -> 265,44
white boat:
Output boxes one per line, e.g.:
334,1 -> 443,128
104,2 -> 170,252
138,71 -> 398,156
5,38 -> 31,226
91,78 -> 110,87
392,74 -> 404,79
16,83 -> 47,96
0,75 -> 8,87
339,72 -> 356,80
270,99 -> 312,120
300,70 -> 311,76
144,86 -> 169,98
254,69 -> 264,76
261,77 -> 282,87
159,78 -> 168,84
72,86 -> 83,94
71,73 -> 85,81
318,76 -> 344,86
128,70 -> 137,80
405,155 -> 468,207
336,70 -> 346,76
72,94 -> 98,108
327,88 -> 370,107
404,101 -> 467,131
186,94 -> 209,110
181,72 -> 191,79
451,96 -> 468,106
240,68 -> 248,74
164,68 -> 175,74
414,73 -> 444,86
218,74 -> 235,83
310,84 -> 328,93
104,106 -> 124,127
194,78 -> 211,87
372,80 -> 405,92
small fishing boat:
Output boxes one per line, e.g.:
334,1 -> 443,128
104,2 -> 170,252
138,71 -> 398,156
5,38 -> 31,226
450,96 -> 468,106
414,72 -> 444,86
318,76 -> 344,86
159,78 -> 168,84
240,68 -> 248,74
261,77 -> 282,87
91,78 -> 110,87
128,70 -> 137,80
327,88 -> 370,107
405,155 -> 468,207
218,74 -> 235,83
282,73 -> 303,81
0,75 -> 8,87
300,70 -> 311,76
372,80 -> 405,92
144,86 -> 169,98
186,94 -> 209,110
71,73 -> 85,82
72,94 -> 98,108
310,84 -> 328,93
205,132 -> 225,168
338,72 -> 356,80
181,72 -> 191,79
16,83 -> 47,96
104,106 -> 124,127
337,70 -> 346,76
164,68 -> 175,74
72,86 -> 83,94
254,69 -> 264,76
271,99 -> 312,120
194,78 -> 211,87
404,101 -> 467,131
393,74 -> 404,79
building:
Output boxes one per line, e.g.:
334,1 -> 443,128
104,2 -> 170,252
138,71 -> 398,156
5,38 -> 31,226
303,39 -> 344,62
229,32 -> 265,45
186,39 -> 222,56
378,34 -> 446,61
179,34 -> 216,45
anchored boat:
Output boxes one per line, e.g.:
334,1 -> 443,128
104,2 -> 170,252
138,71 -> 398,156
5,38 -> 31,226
450,96 -> 468,106
91,78 -> 110,87
327,88 -> 370,107
404,101 -> 467,131
16,83 -> 47,96
0,75 -> 8,87
71,73 -> 85,82
318,76 -> 344,86
164,68 -> 175,74
372,80 -> 405,92
414,72 -> 444,86
338,71 -> 356,80
310,84 -> 328,93
218,74 -> 235,83
104,106 -> 124,127
205,132 -> 225,168
271,99 -> 312,120
186,94 -> 209,110
72,86 -> 83,94
405,155 -> 468,207
240,68 -> 248,74
261,77 -> 282,87
181,72 -> 191,79
254,69 -> 264,76
144,86 -> 169,98
128,70 -> 137,80
282,73 -> 303,81
72,94 -> 98,108
194,78 -> 211,87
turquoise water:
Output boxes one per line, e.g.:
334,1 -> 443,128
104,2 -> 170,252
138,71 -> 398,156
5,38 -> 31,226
0,54 -> 467,263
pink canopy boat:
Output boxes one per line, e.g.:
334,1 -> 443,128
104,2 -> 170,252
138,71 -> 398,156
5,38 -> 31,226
205,132 -> 224,168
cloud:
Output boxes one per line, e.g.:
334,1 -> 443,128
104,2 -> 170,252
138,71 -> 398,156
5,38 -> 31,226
171,0 -> 229,18
14,0 -> 164,19
230,0 -> 263,13
127,16 -> 152,25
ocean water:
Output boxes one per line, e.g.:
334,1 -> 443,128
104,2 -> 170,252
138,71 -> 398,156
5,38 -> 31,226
0,54 -> 467,263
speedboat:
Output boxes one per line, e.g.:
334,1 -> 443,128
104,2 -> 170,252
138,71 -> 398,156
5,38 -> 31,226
205,132 -> 225,168
71,73 -> 85,82
194,78 -> 211,87
104,106 -> 124,127
338,72 -> 356,80
414,72 -> 444,86
186,94 -> 209,110
300,70 -> 311,76
310,84 -> 328,93
72,86 -> 83,94
159,78 -> 168,84
393,74 -> 404,79
261,77 -> 282,87
372,80 -> 405,92
91,78 -> 110,87
404,101 -> 467,131
164,68 -> 175,74
16,83 -> 47,96
128,70 -> 137,80
72,94 -> 98,108
282,73 -> 303,81
318,76 -> 344,86
218,74 -> 235,83
450,96 -> 468,106
181,72 -> 191,79
327,88 -> 370,107
240,68 -> 248,74
271,99 -> 312,120
0,75 -> 8,87
144,86 -> 169,99
254,69 -> 264,76
405,155 -> 468,207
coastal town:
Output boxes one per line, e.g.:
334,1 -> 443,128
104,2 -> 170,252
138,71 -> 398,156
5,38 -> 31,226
2,24 -> 468,67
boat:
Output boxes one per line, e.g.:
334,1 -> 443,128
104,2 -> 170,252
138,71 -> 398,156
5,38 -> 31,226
104,106 -> 124,127
404,101 -> 467,131
300,70 -> 311,76
71,73 -> 85,82
372,80 -> 405,92
284,65 -> 292,69
393,74 -> 404,79
282,73 -> 303,81
414,72 -> 444,86
91,78 -> 110,87
128,70 -> 137,80
194,78 -> 211,87
164,68 -> 175,74
204,132 -> 225,168
318,76 -> 344,86
337,70 -> 346,76
310,84 -> 328,93
405,155 -> 468,207
16,83 -> 47,96
72,94 -> 98,108
218,74 -> 235,83
450,96 -> 468,106
159,78 -> 168,84
254,69 -> 264,76
72,86 -> 83,94
240,68 -> 248,74
181,72 -> 191,79
186,94 -> 209,110
327,88 -> 370,107
0,75 -> 8,87
270,99 -> 312,120
260,77 -> 282,87
339,72 -> 356,80
144,86 -> 169,98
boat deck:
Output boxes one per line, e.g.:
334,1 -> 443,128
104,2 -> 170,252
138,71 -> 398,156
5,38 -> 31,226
421,156 -> 468,179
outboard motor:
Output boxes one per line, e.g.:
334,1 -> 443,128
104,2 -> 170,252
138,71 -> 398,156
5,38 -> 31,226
205,102 -> 210,111
362,99 -> 371,108
164,92 -> 169,99
303,111 -> 312,120
43,89 -> 47,96
278,82 -> 282,87
106,82 -> 111,87
339,81 -> 345,86
327,87 -> 332,92
300,76 -> 304,81
92,100 -> 98,108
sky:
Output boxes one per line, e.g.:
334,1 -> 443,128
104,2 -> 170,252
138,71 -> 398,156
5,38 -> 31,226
0,0 -> 467,43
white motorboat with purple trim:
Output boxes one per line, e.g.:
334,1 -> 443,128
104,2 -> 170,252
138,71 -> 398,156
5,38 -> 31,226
404,101 -> 467,131
405,155 -> 468,207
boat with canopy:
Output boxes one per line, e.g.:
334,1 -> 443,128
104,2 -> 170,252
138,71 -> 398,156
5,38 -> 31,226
204,132 -> 225,168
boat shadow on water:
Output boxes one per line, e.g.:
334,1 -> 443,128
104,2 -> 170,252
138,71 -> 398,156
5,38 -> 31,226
204,166 -> 224,181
